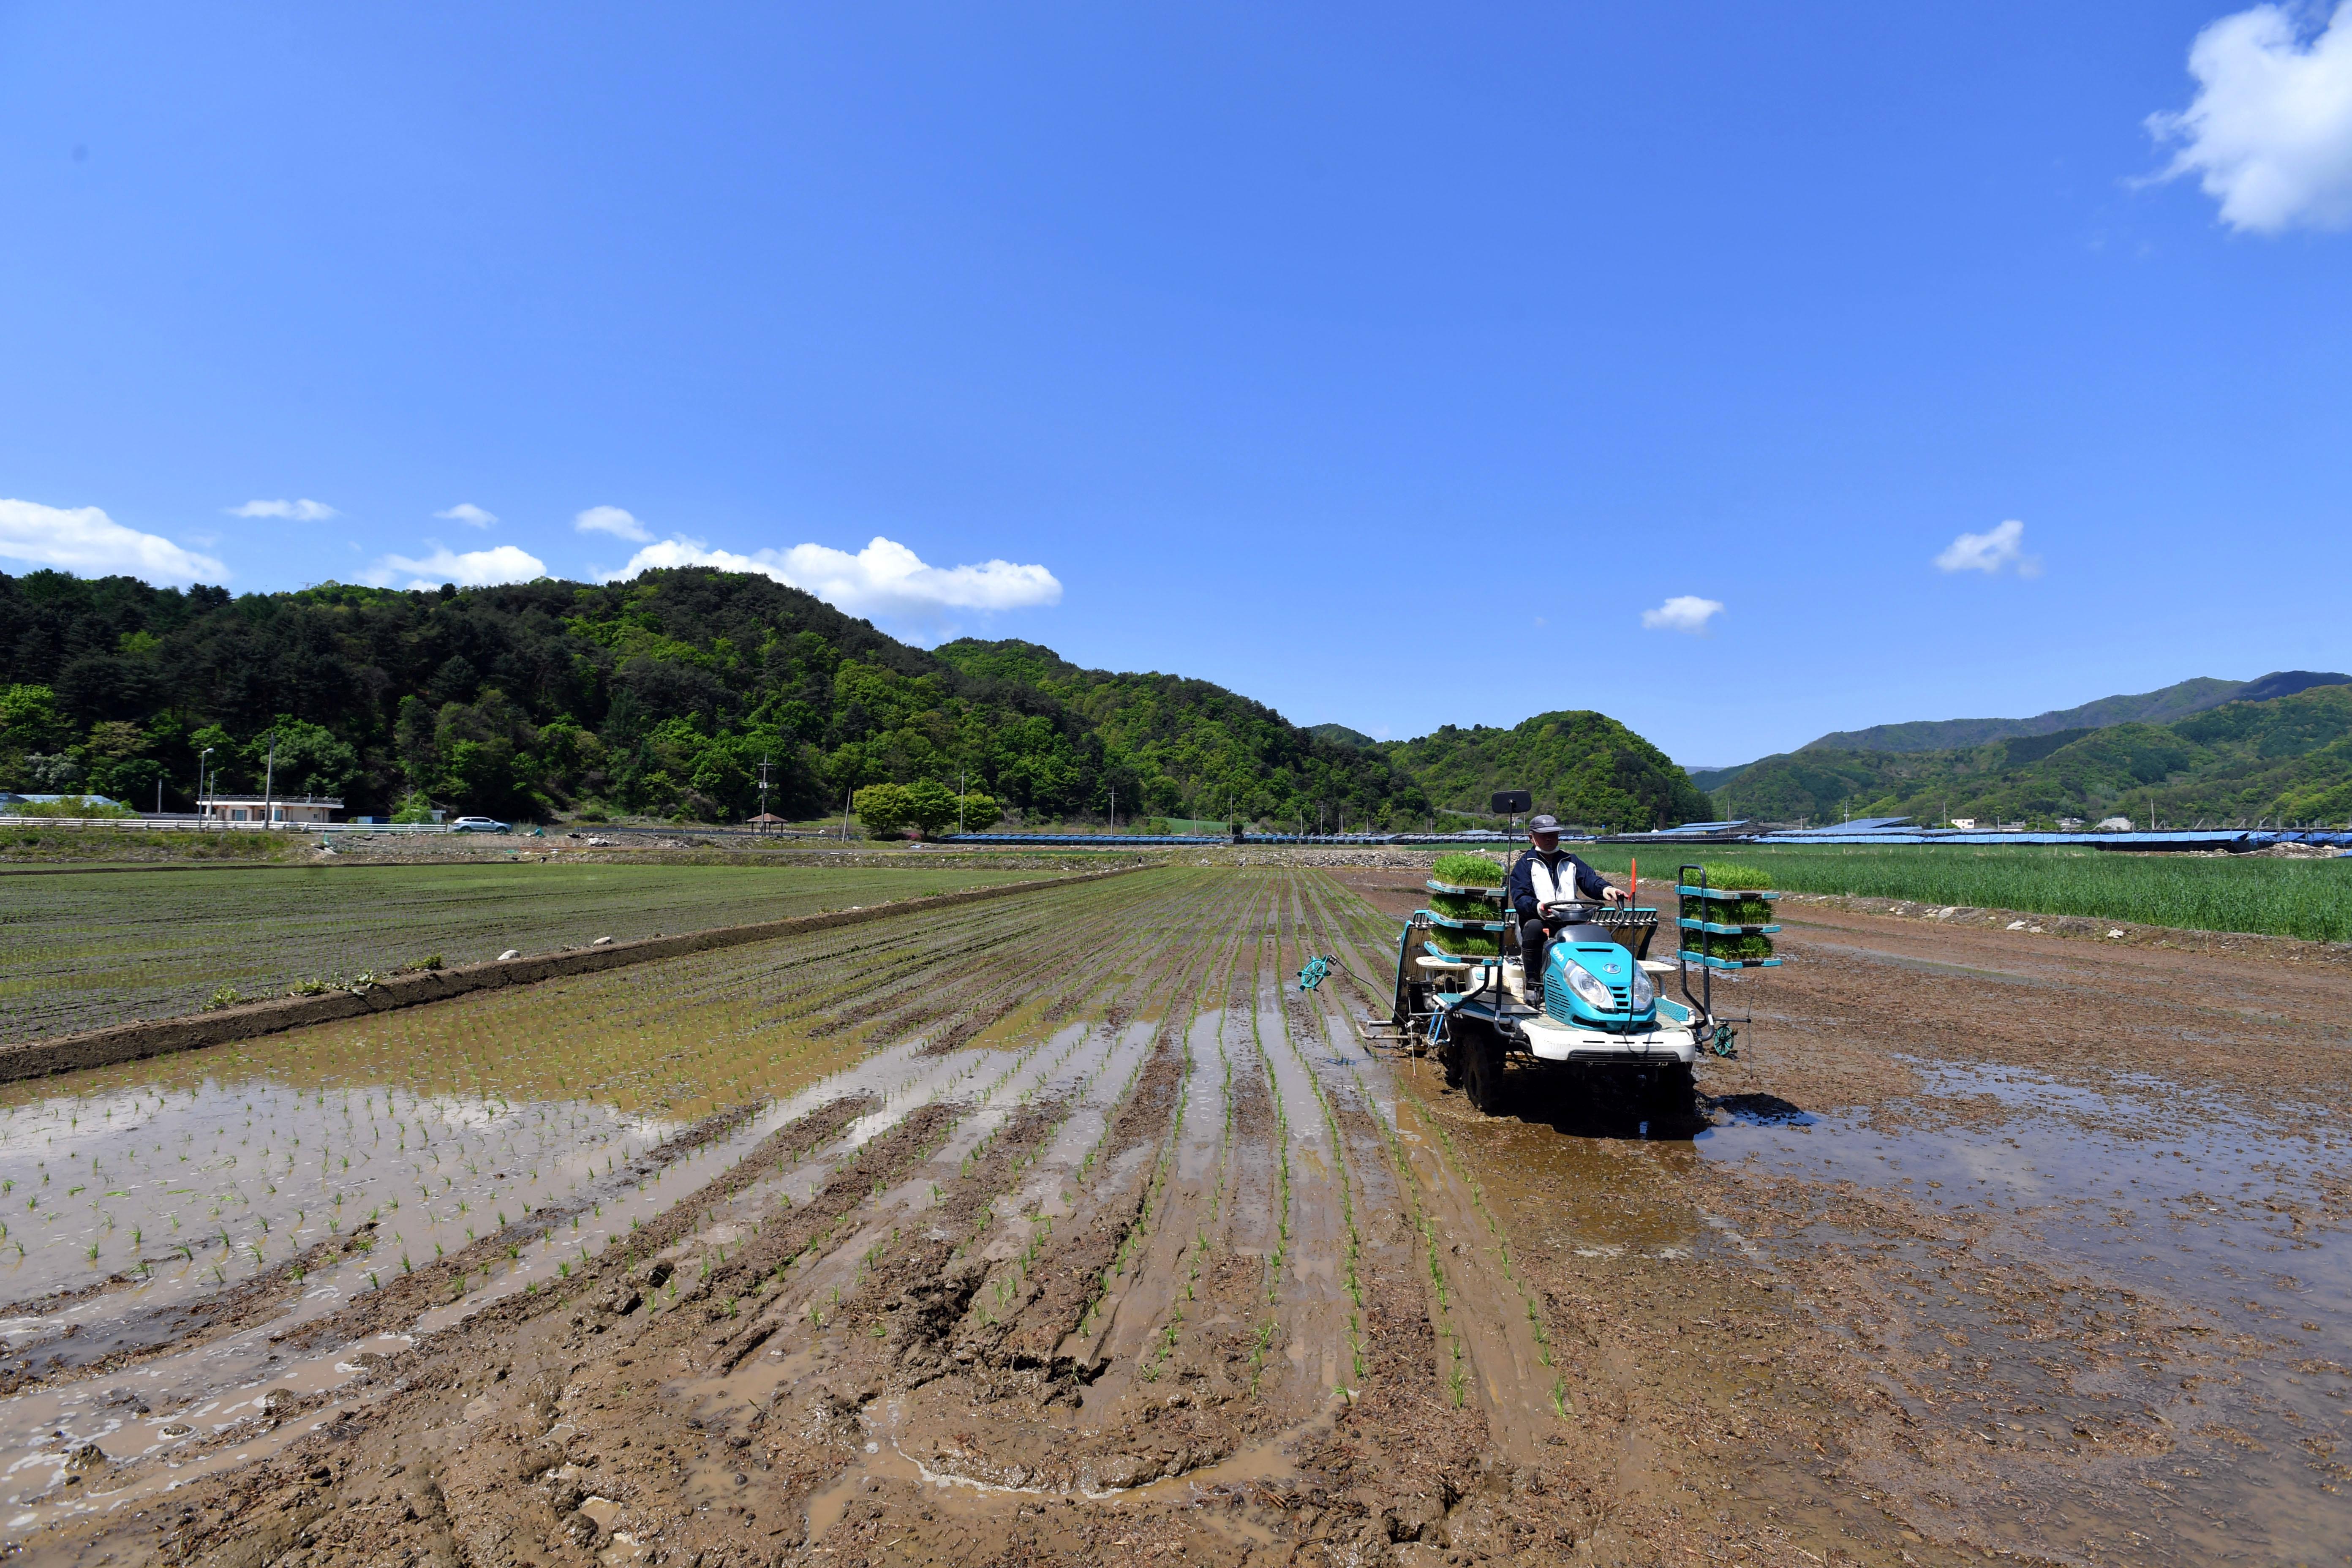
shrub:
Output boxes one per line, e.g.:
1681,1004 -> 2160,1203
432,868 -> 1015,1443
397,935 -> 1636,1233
8,795 -> 136,819
418,953 -> 444,972
1432,852 -> 1506,887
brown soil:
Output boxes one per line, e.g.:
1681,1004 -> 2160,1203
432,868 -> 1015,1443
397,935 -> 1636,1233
19,867 -> 2349,1566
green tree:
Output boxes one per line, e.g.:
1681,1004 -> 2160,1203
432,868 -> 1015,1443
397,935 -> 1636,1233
959,791 -> 1002,833
904,778 -> 960,837
0,684 -> 68,753
854,782 -> 913,838
241,717 -> 361,800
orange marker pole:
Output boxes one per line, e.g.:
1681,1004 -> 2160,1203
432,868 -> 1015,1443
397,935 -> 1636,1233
1630,856 -> 1638,907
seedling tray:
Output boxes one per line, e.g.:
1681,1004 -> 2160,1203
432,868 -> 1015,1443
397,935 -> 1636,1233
1674,885 -> 1779,902
1426,879 -> 1505,898
1677,917 -> 1781,936
1423,910 -> 1508,931
1679,950 -> 1783,970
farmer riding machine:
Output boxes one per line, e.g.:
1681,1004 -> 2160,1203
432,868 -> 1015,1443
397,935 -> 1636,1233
1385,799 -> 1779,1117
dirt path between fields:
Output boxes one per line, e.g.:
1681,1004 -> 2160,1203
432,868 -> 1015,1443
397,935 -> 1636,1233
15,868 -> 2350,1566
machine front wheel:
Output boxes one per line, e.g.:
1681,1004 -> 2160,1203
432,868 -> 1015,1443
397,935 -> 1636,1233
1460,1023 -> 1514,1116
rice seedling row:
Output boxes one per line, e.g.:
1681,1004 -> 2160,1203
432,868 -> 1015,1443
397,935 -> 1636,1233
0,861 -> 1066,1043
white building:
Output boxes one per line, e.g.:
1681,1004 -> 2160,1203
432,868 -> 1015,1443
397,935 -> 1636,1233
201,794 -> 344,825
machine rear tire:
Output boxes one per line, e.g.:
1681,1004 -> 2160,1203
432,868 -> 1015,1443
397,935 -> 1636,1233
1460,1024 -> 1513,1116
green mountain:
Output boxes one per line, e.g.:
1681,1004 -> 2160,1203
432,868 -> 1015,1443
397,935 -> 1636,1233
0,567 -> 1703,832
1375,712 -> 1713,832
1798,670 -> 2347,755
1715,686 -> 2352,827
1307,722 -> 1377,748
926,640 -> 1413,827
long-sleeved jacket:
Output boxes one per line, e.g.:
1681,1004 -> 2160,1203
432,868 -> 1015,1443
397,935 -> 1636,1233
1507,849 -> 1609,928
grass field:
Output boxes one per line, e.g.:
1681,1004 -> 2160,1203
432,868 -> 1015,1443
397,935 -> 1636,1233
1579,844 -> 2352,943
0,860 -> 1063,1043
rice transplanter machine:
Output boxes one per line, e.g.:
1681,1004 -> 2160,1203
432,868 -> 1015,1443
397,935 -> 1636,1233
1385,806 -> 1780,1117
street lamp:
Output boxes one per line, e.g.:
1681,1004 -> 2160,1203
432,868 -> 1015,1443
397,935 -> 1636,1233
198,747 -> 214,826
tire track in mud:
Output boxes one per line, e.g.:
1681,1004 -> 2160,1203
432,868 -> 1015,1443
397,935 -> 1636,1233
1288,868 -> 1622,1552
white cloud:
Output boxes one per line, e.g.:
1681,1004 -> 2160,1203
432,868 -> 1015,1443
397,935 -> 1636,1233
1639,594 -> 1725,634
1934,518 -> 2042,576
229,498 -> 338,521
0,498 -> 227,583
2147,2 -> 2352,232
575,505 -> 651,542
435,503 -> 498,528
366,543 -> 547,589
605,534 -> 1062,630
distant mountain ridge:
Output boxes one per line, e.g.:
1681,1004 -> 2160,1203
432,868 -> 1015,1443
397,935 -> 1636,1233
1799,671 -> 2349,756
1707,683 -> 2352,828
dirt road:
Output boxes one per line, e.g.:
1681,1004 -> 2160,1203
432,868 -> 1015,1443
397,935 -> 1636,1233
14,866 -> 2348,1565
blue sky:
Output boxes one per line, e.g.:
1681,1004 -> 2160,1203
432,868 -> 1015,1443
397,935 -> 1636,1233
3,3 -> 2348,764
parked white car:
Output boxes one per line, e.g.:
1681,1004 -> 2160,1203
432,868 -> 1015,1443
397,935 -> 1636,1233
449,816 -> 512,833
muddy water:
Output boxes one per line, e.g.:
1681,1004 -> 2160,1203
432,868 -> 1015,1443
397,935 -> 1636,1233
1700,1060 -> 2352,1559
0,1077 -> 672,1320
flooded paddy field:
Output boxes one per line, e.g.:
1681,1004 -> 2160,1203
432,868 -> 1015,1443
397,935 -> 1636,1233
0,860 -> 1060,1043
8,862 -> 2347,1565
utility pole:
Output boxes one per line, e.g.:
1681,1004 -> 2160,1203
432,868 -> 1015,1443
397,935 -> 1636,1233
843,789 -> 852,842
262,732 -> 276,830
198,747 -> 213,827
958,768 -> 966,836
756,754 -> 773,833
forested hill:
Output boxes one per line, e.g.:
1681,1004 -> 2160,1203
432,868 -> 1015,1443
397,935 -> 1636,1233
0,566 -> 1706,830
1375,713 -> 1713,832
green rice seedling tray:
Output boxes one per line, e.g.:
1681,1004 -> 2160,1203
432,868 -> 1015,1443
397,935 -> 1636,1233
1677,917 -> 1781,936
1424,930 -> 1502,957
1430,853 -> 1507,889
1680,950 -> 1783,970
1426,879 -> 1506,899
1424,911 -> 1508,931
1675,885 -> 1779,901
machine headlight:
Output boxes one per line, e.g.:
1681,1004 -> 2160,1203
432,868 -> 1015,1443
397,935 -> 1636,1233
1628,962 -> 1655,1007
1562,960 -> 1617,1013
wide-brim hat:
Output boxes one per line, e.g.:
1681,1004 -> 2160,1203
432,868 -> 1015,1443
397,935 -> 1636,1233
1526,814 -> 1565,836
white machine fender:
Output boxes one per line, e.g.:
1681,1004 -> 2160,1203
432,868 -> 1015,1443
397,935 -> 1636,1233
1517,1013 -> 1699,1065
